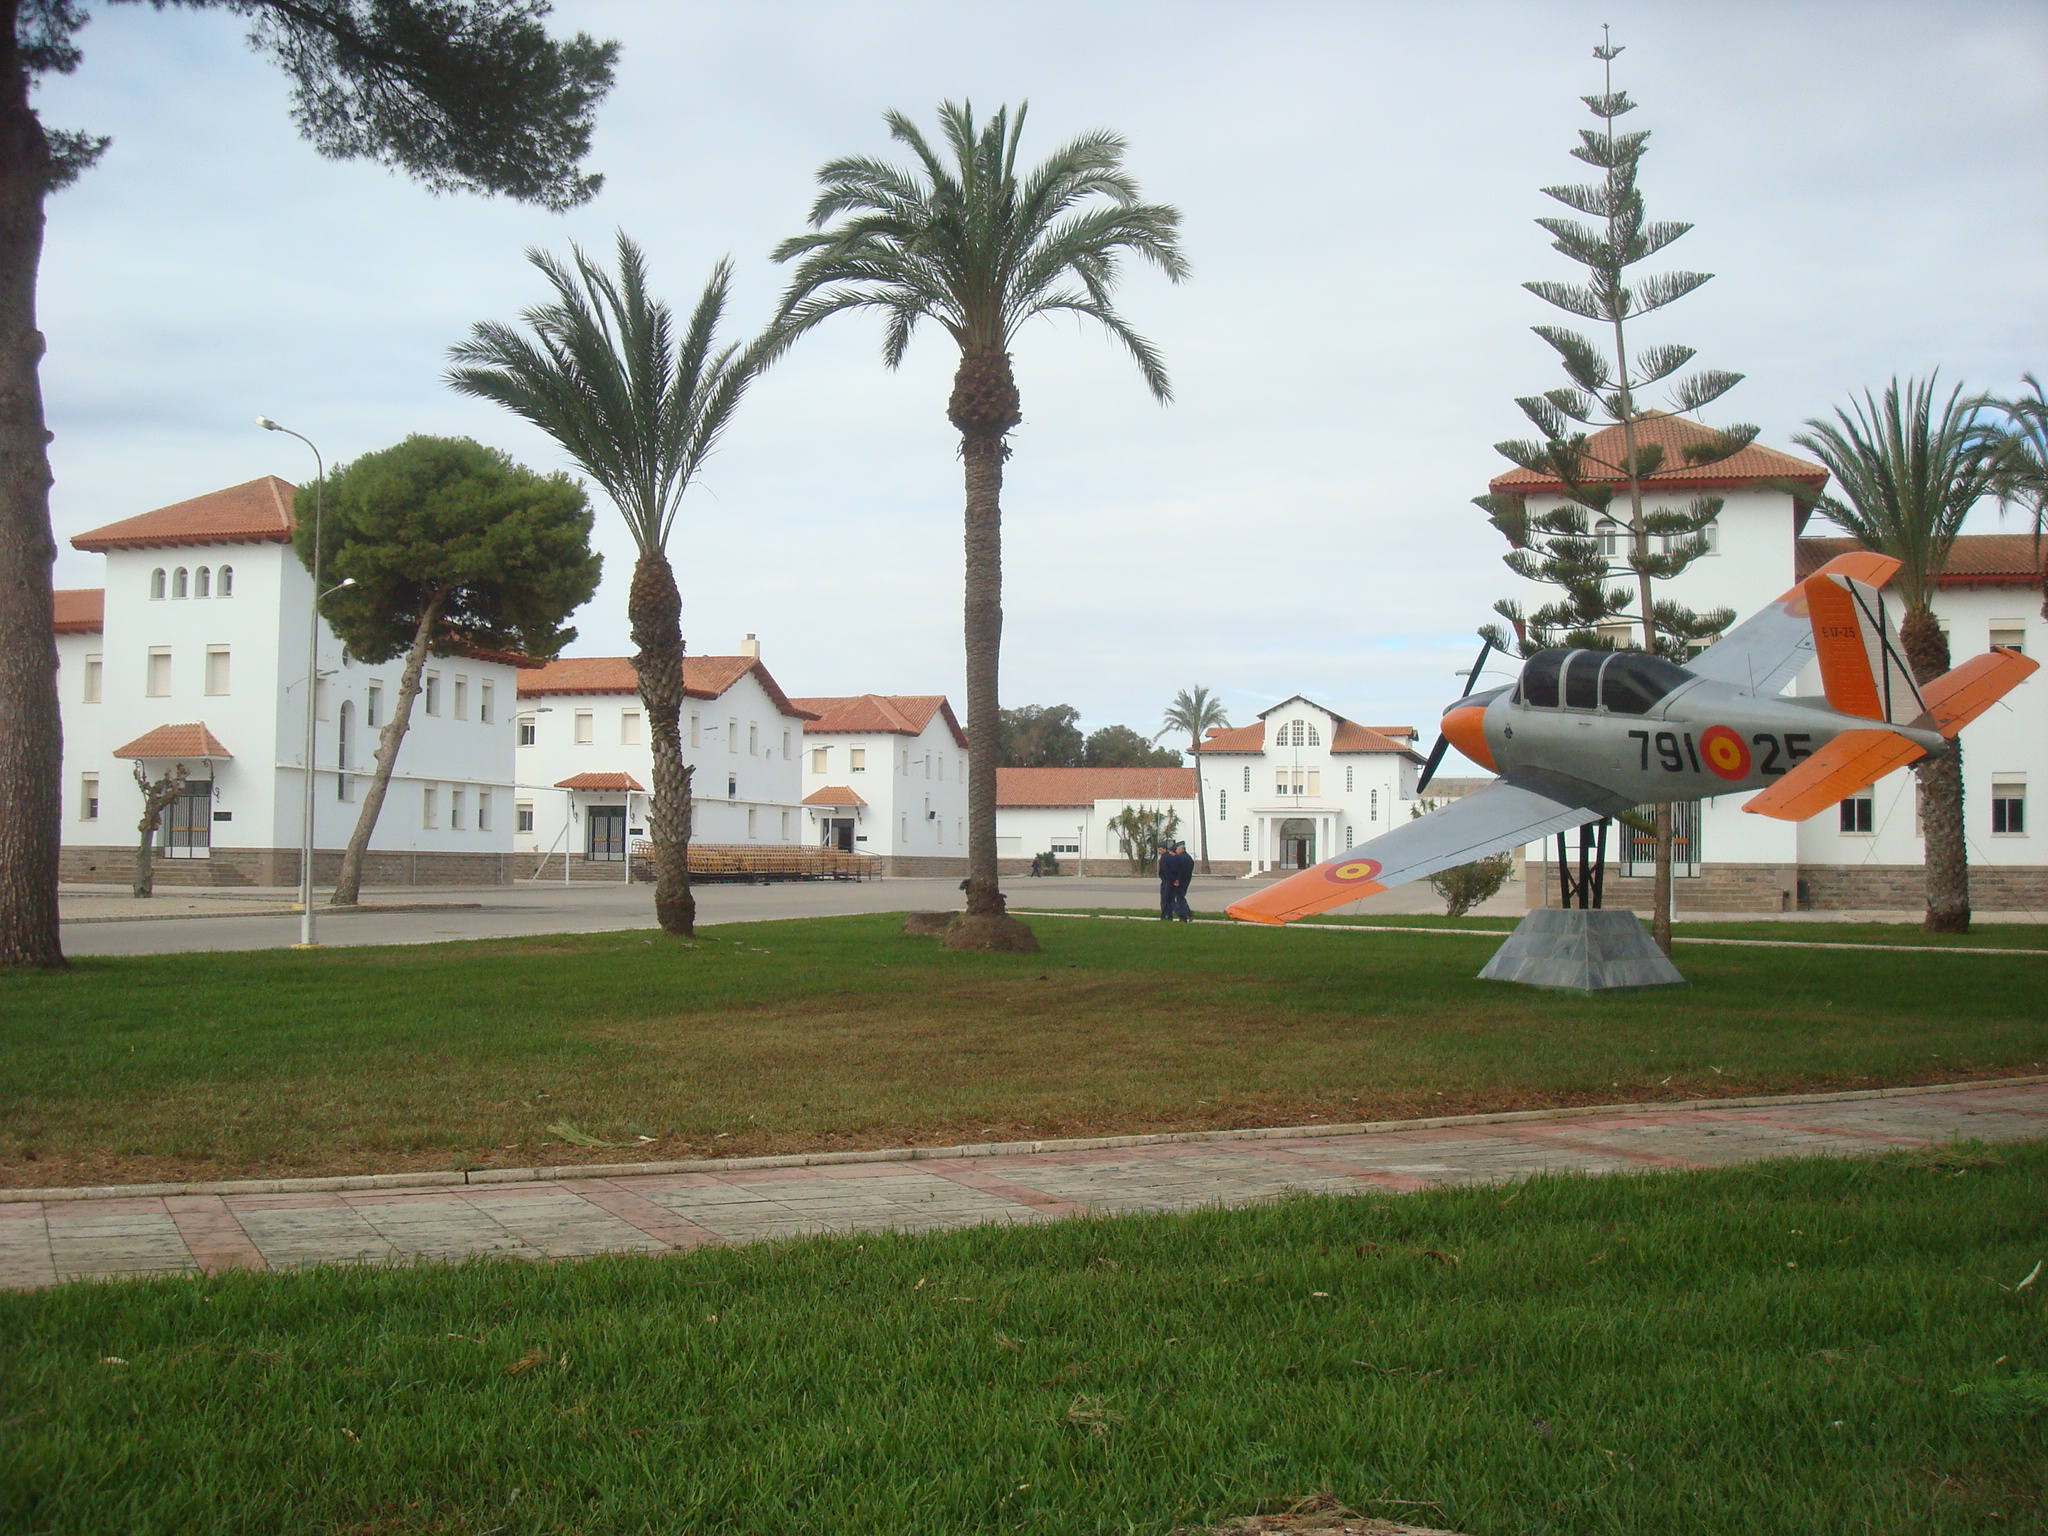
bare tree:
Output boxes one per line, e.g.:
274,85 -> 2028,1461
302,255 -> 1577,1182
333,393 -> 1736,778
129,762 -> 188,899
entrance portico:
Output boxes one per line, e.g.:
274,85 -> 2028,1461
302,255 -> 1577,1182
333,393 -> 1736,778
1250,807 -> 1342,875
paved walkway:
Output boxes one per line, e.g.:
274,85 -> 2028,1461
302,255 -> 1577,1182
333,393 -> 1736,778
4,1080 -> 2043,1290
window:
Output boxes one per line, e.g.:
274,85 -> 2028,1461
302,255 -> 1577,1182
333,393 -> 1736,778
748,722 -> 759,755
451,787 -> 467,830
901,814 -> 908,842
1242,765 -> 1251,791
621,710 -> 642,745
79,774 -> 98,821
728,717 -> 739,754
747,807 -> 758,839
479,681 -> 494,724
216,565 -> 233,597
1992,783 -> 2027,835
1242,825 -> 1251,851
146,647 -> 171,697
367,683 -> 382,728
1515,649 -> 1565,707
1594,518 -> 1623,559
1598,651 -> 1693,715
1219,788 -> 1227,821
82,653 -> 101,703
1306,770 -> 1321,796
150,568 -> 166,600
1597,622 -> 1635,648
923,754 -> 931,779
1371,788 -> 1379,820
477,791 -> 492,832
782,729 -> 791,760
811,747 -> 828,773
205,645 -> 230,696
337,700 -> 355,799
194,566 -> 210,598
422,783 -> 439,829
1345,765 -> 1354,793
314,677 -> 329,721
171,567 -> 188,599
689,712 -> 700,747
1839,795 -> 1874,834
850,747 -> 867,773
518,715 -> 536,747
727,773 -> 737,799
780,810 -> 791,840
1345,824 -> 1354,846
424,672 -> 441,716
1563,652 -> 1600,710
516,802 -> 535,834
574,710 -> 594,744
1991,625 -> 2027,654
453,676 -> 469,720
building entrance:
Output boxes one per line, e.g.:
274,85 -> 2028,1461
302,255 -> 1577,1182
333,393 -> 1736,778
159,780 -> 213,859
824,817 -> 855,852
586,804 -> 627,861
1279,817 -> 1316,870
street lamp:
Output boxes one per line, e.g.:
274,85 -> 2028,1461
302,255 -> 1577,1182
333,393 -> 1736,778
258,416 -> 333,949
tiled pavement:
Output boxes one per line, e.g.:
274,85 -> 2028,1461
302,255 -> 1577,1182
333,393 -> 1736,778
3,1081 -> 2044,1290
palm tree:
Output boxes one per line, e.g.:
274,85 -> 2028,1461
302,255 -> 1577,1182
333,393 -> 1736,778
1989,373 -> 2047,617
1793,376 -> 1999,934
1158,685 -> 1230,873
448,234 -> 780,938
772,102 -> 1187,952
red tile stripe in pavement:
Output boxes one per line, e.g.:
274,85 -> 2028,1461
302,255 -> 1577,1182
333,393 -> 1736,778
1685,1111 -> 1930,1145
913,1160 -> 1097,1216
163,1195 -> 266,1274
1227,1141 -> 1437,1192
1487,1124 -> 1715,1170
576,1181 -> 726,1249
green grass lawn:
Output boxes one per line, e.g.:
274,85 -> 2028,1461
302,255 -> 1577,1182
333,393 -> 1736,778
1,913 -> 2043,1190
3,1143 -> 2043,1534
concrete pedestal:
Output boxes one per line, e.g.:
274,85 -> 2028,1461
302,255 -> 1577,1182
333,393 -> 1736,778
1477,908 -> 1687,991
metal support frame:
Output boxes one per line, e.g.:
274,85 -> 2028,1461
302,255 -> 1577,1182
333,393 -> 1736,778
1554,818 -> 1610,910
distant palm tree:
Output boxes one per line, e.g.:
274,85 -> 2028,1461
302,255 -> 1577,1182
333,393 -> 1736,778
448,235 -> 781,937
772,102 -> 1186,951
1794,376 -> 1999,934
1989,373 -> 2048,618
1158,685 -> 1230,873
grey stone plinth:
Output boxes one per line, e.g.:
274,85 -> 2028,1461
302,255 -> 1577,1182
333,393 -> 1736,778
1477,908 -> 1687,991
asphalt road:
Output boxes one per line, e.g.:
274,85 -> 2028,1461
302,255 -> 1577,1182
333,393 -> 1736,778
60,874 -> 1506,957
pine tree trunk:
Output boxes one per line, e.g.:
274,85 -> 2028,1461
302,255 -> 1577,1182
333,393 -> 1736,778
1192,741 -> 1211,873
1901,605 -> 1968,933
0,13 -> 62,967
943,346 -> 1036,953
329,592 -> 445,906
628,551 -> 694,937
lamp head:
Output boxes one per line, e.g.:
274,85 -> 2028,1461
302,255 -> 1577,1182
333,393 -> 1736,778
256,417 -> 281,431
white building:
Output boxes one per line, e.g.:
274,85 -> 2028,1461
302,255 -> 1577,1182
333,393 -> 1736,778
995,766 -> 1198,873
513,639 -> 812,875
1194,701 -> 1425,875
792,694 -> 969,875
1488,415 -> 2045,910
57,476 -> 523,886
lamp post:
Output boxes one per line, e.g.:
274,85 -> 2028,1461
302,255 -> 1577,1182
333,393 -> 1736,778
257,416 -> 331,948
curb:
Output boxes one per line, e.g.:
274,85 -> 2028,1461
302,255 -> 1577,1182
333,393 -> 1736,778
6,1073 -> 2044,1206
61,902 -> 488,926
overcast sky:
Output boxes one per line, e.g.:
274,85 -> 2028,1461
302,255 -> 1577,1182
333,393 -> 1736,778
36,0 -> 2048,767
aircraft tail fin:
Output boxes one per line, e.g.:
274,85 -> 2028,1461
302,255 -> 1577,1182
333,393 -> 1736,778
1804,571 -> 1926,725
1918,646 -> 2038,738
1742,728 -> 1926,821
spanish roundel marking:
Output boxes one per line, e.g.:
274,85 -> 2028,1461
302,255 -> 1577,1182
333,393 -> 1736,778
1700,724 -> 1751,781
1324,857 -> 1383,886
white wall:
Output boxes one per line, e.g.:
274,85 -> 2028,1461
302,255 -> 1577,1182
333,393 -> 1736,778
800,717 -> 968,857
1198,705 -> 1414,873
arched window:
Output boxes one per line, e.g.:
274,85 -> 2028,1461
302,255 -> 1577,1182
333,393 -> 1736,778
1595,519 -> 1623,559
337,699 -> 355,770
216,565 -> 233,597
150,568 -> 166,600
1305,724 -> 1321,746
194,566 -> 210,598
171,567 -> 188,599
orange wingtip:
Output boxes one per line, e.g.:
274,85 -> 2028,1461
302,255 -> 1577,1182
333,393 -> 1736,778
1227,860 -> 1388,925
1742,728 -> 1924,821
1776,550 -> 1901,602
1921,647 -> 2039,737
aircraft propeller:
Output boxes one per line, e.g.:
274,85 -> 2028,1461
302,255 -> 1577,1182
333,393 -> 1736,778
1414,636 -> 1498,796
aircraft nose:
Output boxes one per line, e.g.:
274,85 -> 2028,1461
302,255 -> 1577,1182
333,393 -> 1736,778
1442,702 -> 1495,771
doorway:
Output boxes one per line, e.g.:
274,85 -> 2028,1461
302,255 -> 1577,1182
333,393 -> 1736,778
1279,817 -> 1316,870
586,804 -> 627,861
824,817 -> 854,852
159,780 -> 213,859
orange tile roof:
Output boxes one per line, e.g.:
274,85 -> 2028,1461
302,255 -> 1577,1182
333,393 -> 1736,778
112,723 -> 231,760
1798,534 -> 2042,589
1329,720 -> 1422,755
54,587 -> 104,634
1197,716 -> 1421,760
1196,723 -> 1265,753
554,772 -> 645,791
803,785 -> 867,806
996,766 -> 1197,806
787,694 -> 969,748
518,654 -> 815,717
1489,414 -> 1829,495
72,477 -> 297,552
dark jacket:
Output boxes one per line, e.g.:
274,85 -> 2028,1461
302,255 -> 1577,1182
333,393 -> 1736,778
1158,849 -> 1195,888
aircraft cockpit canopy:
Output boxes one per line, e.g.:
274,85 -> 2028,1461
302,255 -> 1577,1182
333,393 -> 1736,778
1513,648 -> 1695,715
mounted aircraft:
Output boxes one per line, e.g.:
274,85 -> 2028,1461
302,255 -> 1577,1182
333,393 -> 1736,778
1227,551 -> 2039,925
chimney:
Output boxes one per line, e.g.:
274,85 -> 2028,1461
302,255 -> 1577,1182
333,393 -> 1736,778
740,633 -> 760,660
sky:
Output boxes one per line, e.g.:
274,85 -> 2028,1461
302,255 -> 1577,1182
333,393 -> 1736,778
34,0 -> 2048,771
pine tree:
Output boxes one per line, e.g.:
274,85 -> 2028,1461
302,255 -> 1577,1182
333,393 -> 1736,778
1474,30 -> 1751,954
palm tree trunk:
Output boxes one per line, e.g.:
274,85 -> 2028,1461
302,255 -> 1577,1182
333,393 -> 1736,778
1901,605 -> 1968,933
330,591 -> 445,906
0,15 -> 62,967
1190,739 -> 1210,873
628,551 -> 695,937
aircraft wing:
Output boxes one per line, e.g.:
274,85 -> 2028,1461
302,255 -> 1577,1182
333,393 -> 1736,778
1687,551 -> 1902,697
1226,778 -> 1604,925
